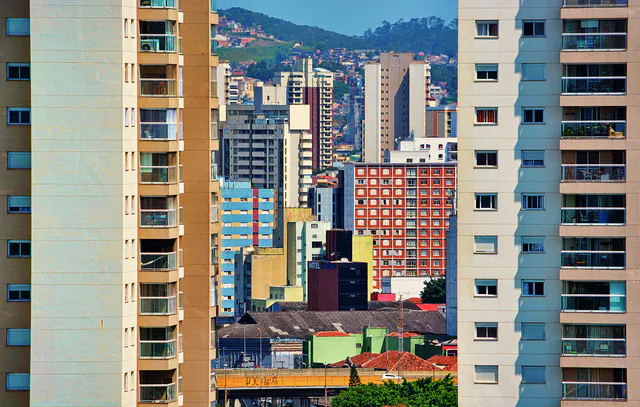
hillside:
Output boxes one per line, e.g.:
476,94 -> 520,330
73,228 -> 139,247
219,8 -> 457,57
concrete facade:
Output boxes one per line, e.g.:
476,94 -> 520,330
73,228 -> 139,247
286,221 -> 331,299
458,1 -> 637,406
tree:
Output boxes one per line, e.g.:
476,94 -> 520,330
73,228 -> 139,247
420,278 -> 446,304
349,365 -> 362,387
331,376 -> 457,407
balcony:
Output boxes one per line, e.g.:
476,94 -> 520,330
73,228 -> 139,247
561,209 -> 625,225
563,324 -> 625,356
141,197 -> 177,228
141,166 -> 177,184
140,65 -> 177,97
140,21 -> 176,53
561,164 -> 625,181
139,0 -> 176,8
140,339 -> 176,358
141,252 -> 177,270
562,64 -> 626,95
140,296 -> 177,314
561,121 -> 625,139
141,109 -> 178,140
562,20 -> 627,51
139,383 -> 177,403
563,0 -> 627,6
561,281 -> 626,312
563,368 -> 627,400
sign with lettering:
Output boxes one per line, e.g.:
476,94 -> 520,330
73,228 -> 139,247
245,375 -> 280,386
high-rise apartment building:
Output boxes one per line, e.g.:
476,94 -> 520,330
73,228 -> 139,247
343,162 -> 456,291
0,1 -> 220,405
426,106 -> 457,139
285,220 -> 331,299
459,1 -> 634,405
363,53 -> 431,163
275,58 -> 334,169
219,181 -> 275,319
386,137 -> 458,163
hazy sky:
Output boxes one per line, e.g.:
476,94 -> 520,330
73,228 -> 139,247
218,0 -> 457,36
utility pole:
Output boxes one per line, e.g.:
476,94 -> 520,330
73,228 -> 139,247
324,362 -> 328,407
398,295 -> 404,383
224,364 -> 228,407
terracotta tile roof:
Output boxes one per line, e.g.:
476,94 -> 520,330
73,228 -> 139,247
425,355 -> 458,372
329,352 -> 379,367
314,331 -> 351,337
387,332 -> 420,338
361,351 -> 430,372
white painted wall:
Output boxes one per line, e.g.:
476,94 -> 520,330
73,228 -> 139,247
30,2 -> 138,406
363,63 -> 382,163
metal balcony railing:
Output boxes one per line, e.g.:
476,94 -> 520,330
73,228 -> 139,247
140,209 -> 177,228
562,33 -> 626,51
140,296 -> 177,315
561,121 -> 625,139
140,166 -> 177,184
562,338 -> 625,356
561,208 -> 625,225
562,382 -> 627,400
561,251 -> 625,268
561,294 -> 626,312
562,77 -> 626,94
140,79 -> 177,97
139,383 -> 177,403
139,339 -> 177,358
561,164 -> 625,182
140,34 -> 176,53
140,252 -> 177,271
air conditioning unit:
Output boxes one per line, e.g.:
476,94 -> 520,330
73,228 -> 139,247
140,38 -> 160,52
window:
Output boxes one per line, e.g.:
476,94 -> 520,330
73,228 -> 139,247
476,64 -> 498,81
521,323 -> 545,340
6,328 -> 30,346
7,196 -> 30,213
7,284 -> 30,302
475,108 -> 497,124
475,323 -> 498,340
475,151 -> 497,167
7,108 -> 30,125
522,237 -> 544,253
522,108 -> 544,124
124,372 -> 128,391
475,365 -> 498,384
7,152 -> 30,169
6,18 -> 30,36
522,63 -> 545,81
522,194 -> 544,210
475,236 -> 497,254
522,366 -> 545,384
475,194 -> 497,210
6,63 -> 30,81
523,20 -> 545,37
522,280 -> 545,296
7,240 -> 30,258
475,279 -> 497,297
6,373 -> 29,391
476,21 -> 498,38
521,150 -> 544,168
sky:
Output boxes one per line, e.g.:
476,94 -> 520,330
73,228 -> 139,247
218,0 -> 457,36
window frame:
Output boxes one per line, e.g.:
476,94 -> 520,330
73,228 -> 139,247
6,328 -> 30,346
475,193 -> 498,211
474,236 -> 498,254
475,322 -> 498,340
5,373 -> 29,391
7,108 -> 31,125
475,151 -> 498,167
521,323 -> 545,341
522,63 -> 546,81
522,236 -> 545,254
521,150 -> 544,168
476,20 -> 499,38
475,279 -> 498,297
475,64 -> 498,81
7,284 -> 30,302
522,280 -> 545,297
6,63 -> 30,81
6,18 -> 30,37
7,240 -> 30,258
523,20 -> 546,37
522,108 -> 545,124
475,108 -> 498,125
7,196 -> 31,214
521,366 -> 546,384
522,194 -> 545,211
475,365 -> 499,384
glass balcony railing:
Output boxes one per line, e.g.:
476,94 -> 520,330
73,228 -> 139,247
140,252 -> 177,271
140,339 -> 177,358
139,383 -> 177,403
562,339 -> 626,356
140,210 -> 177,228
140,296 -> 177,315
562,382 -> 627,400
140,79 -> 177,97
561,294 -> 626,312
562,77 -> 626,94
140,123 -> 178,141
139,0 -> 176,8
561,251 -> 625,268
561,165 -> 626,182
561,208 -> 625,225
563,0 -> 627,6
211,0 -> 217,12
140,35 -> 176,53
562,33 -> 626,51
211,39 -> 218,55
140,166 -> 177,184
561,121 -> 626,139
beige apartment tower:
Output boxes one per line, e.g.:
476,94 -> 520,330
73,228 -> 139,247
0,0 -> 220,406
459,0 -> 638,406
363,52 -> 430,162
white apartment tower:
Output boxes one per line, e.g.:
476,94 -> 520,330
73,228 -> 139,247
459,1 -> 636,406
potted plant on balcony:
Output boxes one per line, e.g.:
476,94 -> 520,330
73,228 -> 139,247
563,126 -> 576,138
